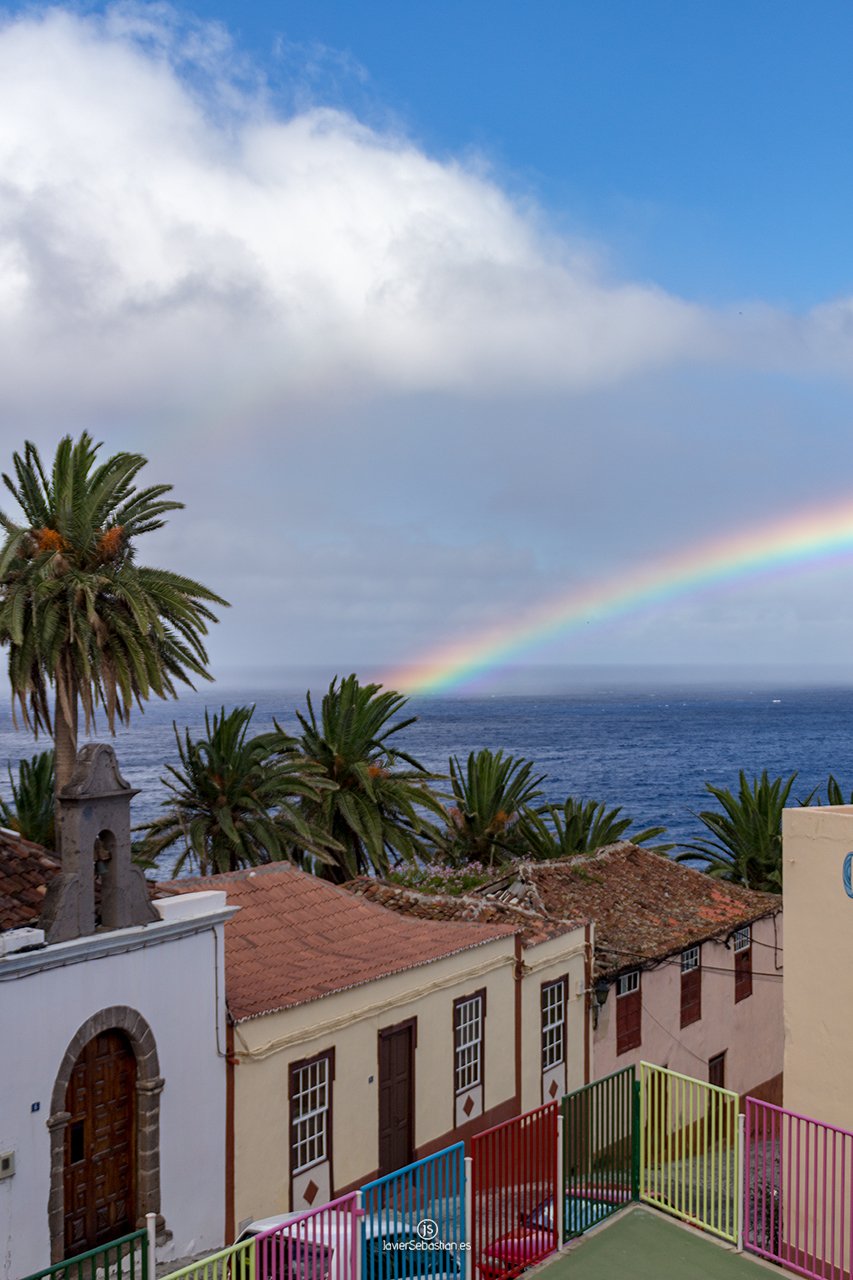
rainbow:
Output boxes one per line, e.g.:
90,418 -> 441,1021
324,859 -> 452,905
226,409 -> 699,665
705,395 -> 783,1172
383,498 -> 853,694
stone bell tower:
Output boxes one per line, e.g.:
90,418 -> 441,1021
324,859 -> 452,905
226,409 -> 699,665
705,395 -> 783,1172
40,743 -> 158,943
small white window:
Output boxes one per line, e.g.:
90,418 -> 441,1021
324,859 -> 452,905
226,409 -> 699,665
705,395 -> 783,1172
733,926 -> 751,952
455,995 -> 483,1093
681,946 -> 700,973
617,970 -> 640,996
291,1057 -> 330,1174
541,980 -> 566,1071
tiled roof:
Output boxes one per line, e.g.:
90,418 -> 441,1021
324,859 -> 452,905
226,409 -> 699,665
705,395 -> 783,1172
477,844 -> 780,977
157,863 -> 516,1021
0,829 -> 61,932
344,877 -> 587,946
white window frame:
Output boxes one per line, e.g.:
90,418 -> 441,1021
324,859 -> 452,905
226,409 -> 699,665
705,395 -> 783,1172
681,946 -> 700,973
733,926 -> 751,952
541,979 -> 566,1071
455,995 -> 484,1094
617,970 -> 640,996
291,1056 -> 330,1175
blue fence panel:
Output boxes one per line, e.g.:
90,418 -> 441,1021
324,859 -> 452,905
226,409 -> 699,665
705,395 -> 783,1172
361,1144 -> 466,1280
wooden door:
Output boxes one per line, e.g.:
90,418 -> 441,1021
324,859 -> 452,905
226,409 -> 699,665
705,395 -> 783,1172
378,1023 -> 414,1175
64,1030 -> 137,1257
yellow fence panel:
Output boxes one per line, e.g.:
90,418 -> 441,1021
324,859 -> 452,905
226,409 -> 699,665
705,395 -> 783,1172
638,1061 -> 741,1244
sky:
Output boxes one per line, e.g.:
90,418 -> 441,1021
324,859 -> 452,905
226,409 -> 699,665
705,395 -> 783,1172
2,0 -> 853,689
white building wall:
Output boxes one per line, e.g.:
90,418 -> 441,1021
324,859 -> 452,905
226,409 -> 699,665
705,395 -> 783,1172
0,899 -> 230,1279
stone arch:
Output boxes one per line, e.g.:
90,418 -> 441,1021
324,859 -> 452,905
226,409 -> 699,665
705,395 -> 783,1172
47,1006 -> 166,1261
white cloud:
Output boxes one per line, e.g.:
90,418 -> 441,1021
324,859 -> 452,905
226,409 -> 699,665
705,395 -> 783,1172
0,4 -> 718,426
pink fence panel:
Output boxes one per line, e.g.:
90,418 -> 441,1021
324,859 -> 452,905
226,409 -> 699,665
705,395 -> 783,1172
471,1103 -> 559,1280
254,1192 -> 362,1280
746,1097 -> 853,1280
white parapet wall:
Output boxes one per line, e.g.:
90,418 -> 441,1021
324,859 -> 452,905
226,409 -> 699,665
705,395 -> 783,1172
0,901 -> 234,1279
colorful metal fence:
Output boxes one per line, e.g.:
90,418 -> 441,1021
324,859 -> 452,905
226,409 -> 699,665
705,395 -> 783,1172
562,1066 -> 637,1240
745,1096 -> 853,1280
639,1061 -> 740,1244
361,1147 -> 465,1280
22,1230 -> 149,1280
255,1193 -> 362,1280
471,1102 -> 558,1280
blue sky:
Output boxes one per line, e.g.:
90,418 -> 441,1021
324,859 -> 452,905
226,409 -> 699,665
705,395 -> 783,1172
1,0 -> 853,685
129,0 -> 853,306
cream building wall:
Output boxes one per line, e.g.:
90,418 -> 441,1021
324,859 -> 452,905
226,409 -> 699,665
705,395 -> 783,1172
592,914 -> 783,1098
783,806 -> 853,1128
517,925 -> 589,1112
232,935 -> 517,1231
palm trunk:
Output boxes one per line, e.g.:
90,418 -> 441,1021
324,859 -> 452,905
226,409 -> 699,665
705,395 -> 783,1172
54,660 -> 78,854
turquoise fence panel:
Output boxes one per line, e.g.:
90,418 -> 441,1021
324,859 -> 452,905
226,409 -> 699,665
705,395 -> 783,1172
361,1145 -> 466,1280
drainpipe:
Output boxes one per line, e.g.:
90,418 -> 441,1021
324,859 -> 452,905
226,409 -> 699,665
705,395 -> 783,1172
226,1020 -> 236,1242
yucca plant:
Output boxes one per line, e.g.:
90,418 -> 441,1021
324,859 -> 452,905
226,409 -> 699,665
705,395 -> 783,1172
0,748 -> 56,849
438,747 -> 545,869
526,796 -> 669,859
137,705 -> 340,877
0,434 -> 227,806
275,675 -> 446,883
675,769 -> 796,892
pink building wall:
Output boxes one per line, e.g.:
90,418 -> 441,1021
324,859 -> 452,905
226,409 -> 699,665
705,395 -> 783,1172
591,913 -> 783,1099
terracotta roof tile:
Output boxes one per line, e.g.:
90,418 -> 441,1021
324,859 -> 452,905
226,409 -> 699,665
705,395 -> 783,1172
0,830 -> 61,932
477,844 -> 780,977
157,863 -> 516,1021
343,878 -> 587,946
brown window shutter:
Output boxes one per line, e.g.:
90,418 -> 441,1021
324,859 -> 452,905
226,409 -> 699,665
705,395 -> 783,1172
680,965 -> 702,1027
616,985 -> 641,1054
735,946 -> 752,1002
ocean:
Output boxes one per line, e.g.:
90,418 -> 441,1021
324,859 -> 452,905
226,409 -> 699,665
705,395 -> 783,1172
1,674 -> 851,878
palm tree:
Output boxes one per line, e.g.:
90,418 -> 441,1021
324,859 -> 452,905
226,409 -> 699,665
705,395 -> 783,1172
279,674 -> 445,883
0,435 -> 227,815
675,770 -> 796,892
137,706 -> 339,877
0,748 -> 56,848
438,748 -> 545,870
526,796 -> 669,859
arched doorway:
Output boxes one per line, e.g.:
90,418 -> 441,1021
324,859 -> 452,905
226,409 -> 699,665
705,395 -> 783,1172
63,1029 -> 137,1257
49,1008 -> 164,1263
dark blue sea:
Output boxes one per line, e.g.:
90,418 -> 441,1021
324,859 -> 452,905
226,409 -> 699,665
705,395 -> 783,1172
1,674 -> 851,877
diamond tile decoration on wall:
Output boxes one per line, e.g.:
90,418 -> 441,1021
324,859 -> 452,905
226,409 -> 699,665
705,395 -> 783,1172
549,1080 -> 559,1098
304,1180 -> 319,1205
463,1095 -> 475,1117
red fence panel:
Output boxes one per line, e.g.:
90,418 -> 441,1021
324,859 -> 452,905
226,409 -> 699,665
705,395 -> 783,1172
471,1103 -> 558,1280
745,1096 -> 853,1280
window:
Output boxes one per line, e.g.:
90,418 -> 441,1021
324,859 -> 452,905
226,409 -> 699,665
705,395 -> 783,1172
617,970 -> 639,996
680,946 -> 702,1028
616,970 -> 641,1054
734,926 -> 752,1002
454,993 -> 485,1094
290,1053 -> 332,1175
709,1052 -> 726,1089
541,979 -> 567,1071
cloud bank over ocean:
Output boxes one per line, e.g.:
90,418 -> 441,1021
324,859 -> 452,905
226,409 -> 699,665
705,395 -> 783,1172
1,2 -> 847,428
2,3 -> 853,676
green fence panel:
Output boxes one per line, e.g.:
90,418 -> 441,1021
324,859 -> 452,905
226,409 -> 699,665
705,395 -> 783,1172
561,1066 -> 636,1240
638,1061 -> 740,1244
21,1229 -> 148,1280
